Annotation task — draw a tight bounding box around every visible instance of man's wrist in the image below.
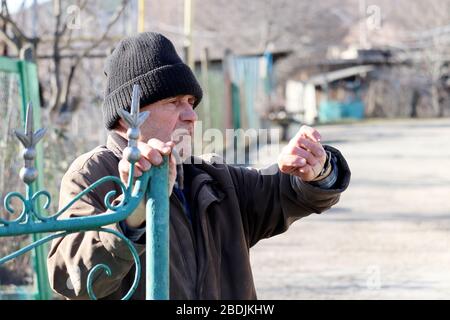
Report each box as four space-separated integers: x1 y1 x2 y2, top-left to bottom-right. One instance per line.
121 195 146 228
310 151 332 182
125 216 146 229
119 220 146 242
308 151 339 189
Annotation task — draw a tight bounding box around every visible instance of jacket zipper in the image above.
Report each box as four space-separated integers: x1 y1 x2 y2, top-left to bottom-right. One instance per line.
192 180 211 299
172 194 197 287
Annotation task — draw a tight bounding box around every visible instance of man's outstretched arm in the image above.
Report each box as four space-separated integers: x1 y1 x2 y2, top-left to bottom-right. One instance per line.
228 126 351 248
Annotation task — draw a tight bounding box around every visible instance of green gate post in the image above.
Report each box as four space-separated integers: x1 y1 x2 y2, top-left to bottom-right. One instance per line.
146 159 169 300
118 84 170 300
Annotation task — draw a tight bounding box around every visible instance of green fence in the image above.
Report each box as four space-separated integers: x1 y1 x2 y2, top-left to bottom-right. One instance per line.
0 56 51 300
0 83 170 300
196 53 273 132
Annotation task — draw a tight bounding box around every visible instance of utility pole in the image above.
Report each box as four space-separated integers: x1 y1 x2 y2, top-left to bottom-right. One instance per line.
200 47 211 129
184 0 194 69
223 49 233 130
138 0 145 32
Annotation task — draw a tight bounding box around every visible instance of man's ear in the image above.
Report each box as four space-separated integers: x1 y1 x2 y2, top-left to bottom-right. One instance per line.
116 118 126 132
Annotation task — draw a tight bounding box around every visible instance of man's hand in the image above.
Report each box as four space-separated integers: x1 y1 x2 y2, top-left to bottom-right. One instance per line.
278 125 327 182
118 138 177 228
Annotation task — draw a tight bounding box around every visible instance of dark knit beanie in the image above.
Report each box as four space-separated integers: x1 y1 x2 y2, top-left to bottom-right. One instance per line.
102 32 203 130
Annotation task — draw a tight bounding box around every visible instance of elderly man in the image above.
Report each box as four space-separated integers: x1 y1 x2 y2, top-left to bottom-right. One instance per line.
47 32 351 300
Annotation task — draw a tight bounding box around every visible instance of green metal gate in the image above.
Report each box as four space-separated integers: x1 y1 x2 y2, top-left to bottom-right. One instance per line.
0 56 51 299
0 78 170 300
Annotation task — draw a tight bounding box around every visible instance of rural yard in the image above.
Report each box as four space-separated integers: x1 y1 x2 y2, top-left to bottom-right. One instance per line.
1 0 450 301
250 118 450 299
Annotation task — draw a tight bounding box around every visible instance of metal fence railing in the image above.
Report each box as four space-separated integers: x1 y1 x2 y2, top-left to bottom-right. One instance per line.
0 79 170 299
0 56 50 299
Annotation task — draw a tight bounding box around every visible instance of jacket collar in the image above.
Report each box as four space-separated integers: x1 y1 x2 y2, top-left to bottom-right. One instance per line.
107 131 128 160
181 159 225 210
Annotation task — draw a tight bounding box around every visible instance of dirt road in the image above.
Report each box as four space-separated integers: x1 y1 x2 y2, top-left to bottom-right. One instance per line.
250 119 450 299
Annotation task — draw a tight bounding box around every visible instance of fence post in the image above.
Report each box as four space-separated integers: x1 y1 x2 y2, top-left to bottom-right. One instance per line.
17 59 52 300
146 159 170 300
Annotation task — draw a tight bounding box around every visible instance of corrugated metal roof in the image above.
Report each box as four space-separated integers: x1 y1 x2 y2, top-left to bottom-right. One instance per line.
308 65 375 85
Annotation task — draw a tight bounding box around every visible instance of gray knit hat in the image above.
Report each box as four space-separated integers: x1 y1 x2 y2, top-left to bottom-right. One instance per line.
102 32 203 130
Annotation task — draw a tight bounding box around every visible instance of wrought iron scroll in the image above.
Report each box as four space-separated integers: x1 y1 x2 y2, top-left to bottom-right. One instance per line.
0 84 165 300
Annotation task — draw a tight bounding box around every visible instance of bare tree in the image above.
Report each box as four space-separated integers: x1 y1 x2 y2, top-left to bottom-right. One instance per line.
0 0 39 57
48 0 129 118
0 0 130 119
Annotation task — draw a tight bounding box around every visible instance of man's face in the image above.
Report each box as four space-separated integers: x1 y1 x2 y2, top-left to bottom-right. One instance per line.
118 94 198 158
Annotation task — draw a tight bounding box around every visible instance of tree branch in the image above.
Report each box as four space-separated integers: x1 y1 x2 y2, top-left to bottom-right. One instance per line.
51 0 130 115
0 0 39 54
0 9 33 44
62 0 130 105
49 0 64 113
0 25 18 53
73 0 129 68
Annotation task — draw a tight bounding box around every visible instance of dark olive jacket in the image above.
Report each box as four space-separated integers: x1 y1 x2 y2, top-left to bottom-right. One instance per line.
47 132 351 300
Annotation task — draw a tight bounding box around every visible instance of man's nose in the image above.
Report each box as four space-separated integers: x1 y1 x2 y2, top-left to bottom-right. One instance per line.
180 104 198 122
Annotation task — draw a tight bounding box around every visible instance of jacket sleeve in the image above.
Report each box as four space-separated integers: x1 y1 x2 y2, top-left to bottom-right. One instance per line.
47 169 145 300
228 145 351 248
